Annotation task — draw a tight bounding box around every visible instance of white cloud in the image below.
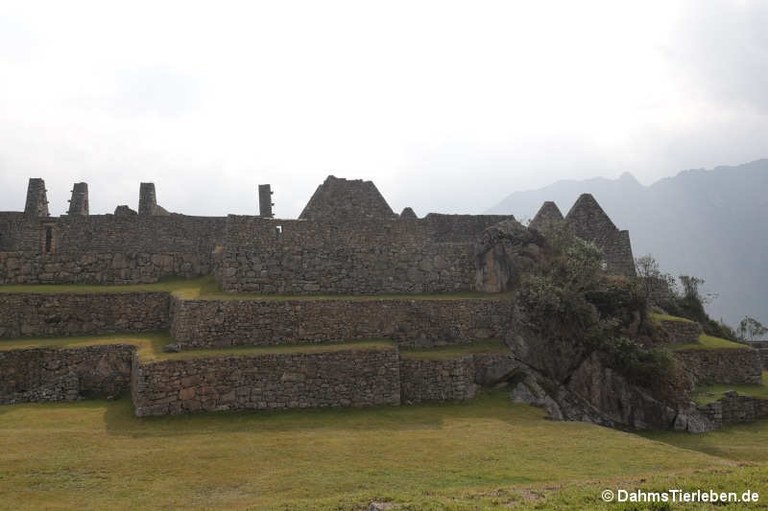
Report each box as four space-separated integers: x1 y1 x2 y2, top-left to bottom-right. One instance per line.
0 1 766 217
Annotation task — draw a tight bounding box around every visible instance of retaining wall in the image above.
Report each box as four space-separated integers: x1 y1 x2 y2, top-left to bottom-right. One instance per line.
170 296 511 348
0 344 134 404
697 391 768 428
131 346 401 417
0 292 170 338
675 348 763 385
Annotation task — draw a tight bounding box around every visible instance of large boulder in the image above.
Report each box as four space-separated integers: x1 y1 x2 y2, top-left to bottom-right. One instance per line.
474 220 547 293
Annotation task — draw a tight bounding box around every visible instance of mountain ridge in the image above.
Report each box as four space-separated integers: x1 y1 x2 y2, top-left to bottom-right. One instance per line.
486 159 768 326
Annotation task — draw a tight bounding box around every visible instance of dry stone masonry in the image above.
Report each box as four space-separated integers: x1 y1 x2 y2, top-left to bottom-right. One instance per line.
1 174 763 427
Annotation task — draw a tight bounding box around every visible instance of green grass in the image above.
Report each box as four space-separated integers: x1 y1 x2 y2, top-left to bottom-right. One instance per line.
2 390 767 510
693 372 768 405
0 276 218 295
401 339 509 360
651 312 695 323
673 333 751 351
0 333 395 362
0 275 512 302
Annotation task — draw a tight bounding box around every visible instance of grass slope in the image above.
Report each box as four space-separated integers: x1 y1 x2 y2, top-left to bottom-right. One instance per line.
0 275 510 302
0 333 395 362
1 392 766 510
673 334 751 352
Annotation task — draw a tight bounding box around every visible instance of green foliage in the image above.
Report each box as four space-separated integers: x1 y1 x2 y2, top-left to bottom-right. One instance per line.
737 316 768 342
594 336 676 389
657 274 738 341
672 334 752 352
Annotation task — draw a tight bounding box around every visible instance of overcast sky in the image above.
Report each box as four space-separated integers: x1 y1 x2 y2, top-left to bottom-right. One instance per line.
1 1 767 218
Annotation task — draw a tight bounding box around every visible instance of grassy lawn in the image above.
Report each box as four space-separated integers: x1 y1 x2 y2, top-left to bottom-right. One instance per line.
0 275 511 302
0 276 216 295
673 333 751 351
400 339 509 360
0 333 395 362
1 391 766 510
693 372 768 405
651 312 695 323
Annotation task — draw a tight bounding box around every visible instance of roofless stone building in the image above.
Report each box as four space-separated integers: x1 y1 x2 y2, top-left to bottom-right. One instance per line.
1 174 759 431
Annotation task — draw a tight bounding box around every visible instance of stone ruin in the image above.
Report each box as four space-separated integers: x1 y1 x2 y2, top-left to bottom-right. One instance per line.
0 174 762 430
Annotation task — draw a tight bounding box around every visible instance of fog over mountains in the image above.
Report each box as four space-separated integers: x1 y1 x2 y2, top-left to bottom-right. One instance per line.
487 159 768 327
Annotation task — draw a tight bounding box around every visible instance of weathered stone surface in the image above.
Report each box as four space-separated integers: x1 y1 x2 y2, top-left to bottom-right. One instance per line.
0 344 134 404
675 348 762 385
299 176 397 222
658 319 702 344
565 194 636 276
695 391 768 430
529 201 563 233
170 296 512 349
114 205 137 216
131 347 402 417
214 214 512 295
474 219 546 293
0 292 170 338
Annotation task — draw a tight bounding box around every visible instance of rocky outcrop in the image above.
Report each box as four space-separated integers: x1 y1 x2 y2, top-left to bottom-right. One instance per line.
474 219 547 293
509 352 682 430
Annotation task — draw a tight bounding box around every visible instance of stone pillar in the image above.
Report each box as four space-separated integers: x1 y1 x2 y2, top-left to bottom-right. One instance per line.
24 178 50 217
67 182 89 216
258 184 274 218
138 183 157 216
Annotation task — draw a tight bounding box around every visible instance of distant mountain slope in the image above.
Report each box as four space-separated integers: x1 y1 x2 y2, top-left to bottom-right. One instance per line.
486 159 768 326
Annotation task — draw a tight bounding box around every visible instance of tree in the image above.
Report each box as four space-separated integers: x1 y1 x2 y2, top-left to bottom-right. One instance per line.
634 254 675 303
737 316 768 342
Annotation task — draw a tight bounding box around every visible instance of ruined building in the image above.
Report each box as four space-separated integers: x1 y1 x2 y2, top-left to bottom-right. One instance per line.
0 175 635 288
4 174 759 431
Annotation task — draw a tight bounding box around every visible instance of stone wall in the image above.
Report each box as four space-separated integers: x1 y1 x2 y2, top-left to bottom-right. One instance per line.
215 214 512 294
131 346 401 417
675 348 763 385
0 344 134 404
659 319 702 344
697 391 768 428
0 251 209 284
170 296 511 349
747 341 768 369
0 215 226 284
565 194 636 277
0 292 170 338
400 356 478 404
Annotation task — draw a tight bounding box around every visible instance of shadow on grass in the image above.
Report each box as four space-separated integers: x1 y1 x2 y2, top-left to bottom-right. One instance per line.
636 418 768 463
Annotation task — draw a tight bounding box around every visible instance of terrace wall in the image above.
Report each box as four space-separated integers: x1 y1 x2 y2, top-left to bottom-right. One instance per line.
131 346 401 416
169 296 511 349
0 292 170 338
0 344 134 404
675 348 763 385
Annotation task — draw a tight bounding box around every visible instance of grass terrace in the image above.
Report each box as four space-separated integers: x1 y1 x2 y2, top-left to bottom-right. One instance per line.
672 333 752 352
693 372 768 405
650 312 696 323
400 339 509 360
0 275 512 302
0 333 395 362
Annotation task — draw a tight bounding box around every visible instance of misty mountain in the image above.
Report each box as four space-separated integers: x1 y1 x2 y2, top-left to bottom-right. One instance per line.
486 159 768 327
